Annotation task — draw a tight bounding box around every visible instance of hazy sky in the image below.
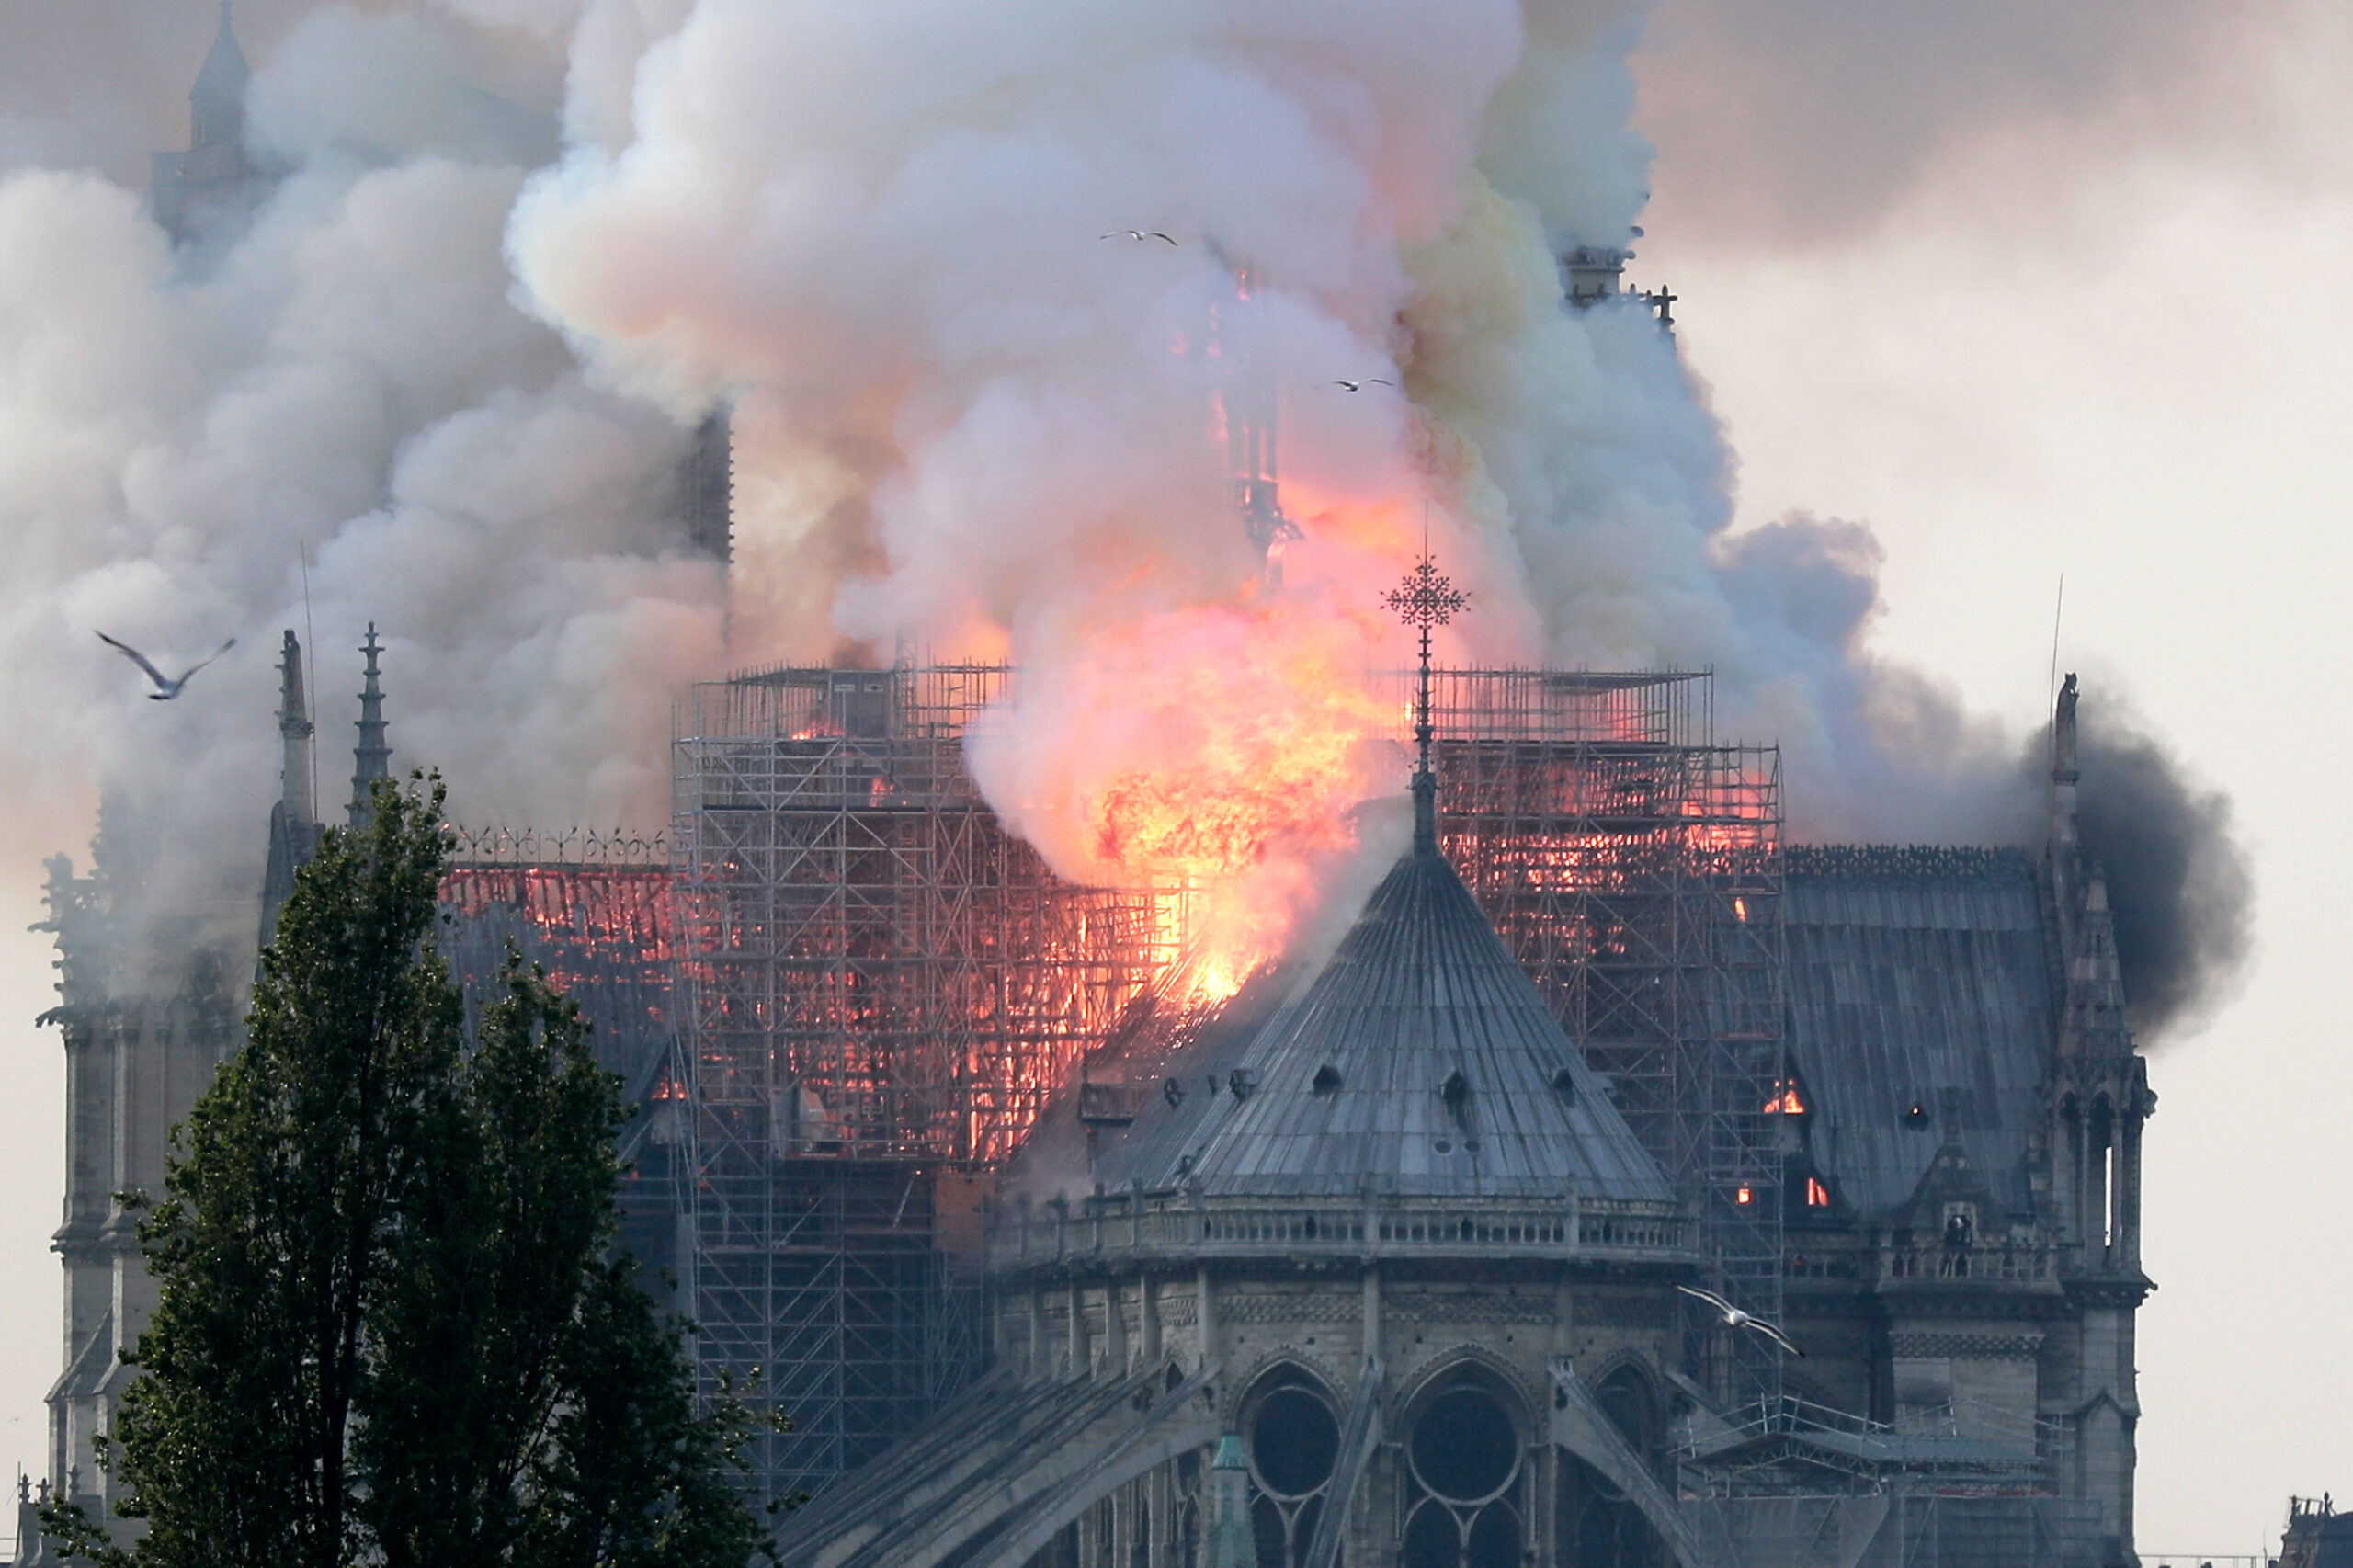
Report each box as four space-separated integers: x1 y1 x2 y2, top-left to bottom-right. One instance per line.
0 0 2343 1554
1634 0 2353 1551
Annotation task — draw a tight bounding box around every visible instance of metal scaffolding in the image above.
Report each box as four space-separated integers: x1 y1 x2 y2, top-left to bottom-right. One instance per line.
438 841 690 1305
1387 667 1789 1406
669 665 1168 1502
665 662 1785 1501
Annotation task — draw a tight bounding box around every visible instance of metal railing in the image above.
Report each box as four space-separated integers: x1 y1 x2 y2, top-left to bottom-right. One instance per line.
1680 1393 2070 1473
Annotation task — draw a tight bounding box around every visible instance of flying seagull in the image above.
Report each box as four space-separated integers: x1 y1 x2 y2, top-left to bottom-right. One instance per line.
1101 229 1177 244
1330 378 1396 392
1676 1284 1805 1358
97 631 235 700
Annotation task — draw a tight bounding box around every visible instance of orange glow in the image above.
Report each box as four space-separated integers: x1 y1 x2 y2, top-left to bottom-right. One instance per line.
975 602 1391 989
1762 1080 1807 1115
1735 1185 1754 1206
1806 1176 1831 1208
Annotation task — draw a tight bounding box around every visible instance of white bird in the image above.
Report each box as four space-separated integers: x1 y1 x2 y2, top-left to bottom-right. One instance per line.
1677 1284 1805 1358
1101 229 1177 245
1330 378 1395 392
97 631 235 700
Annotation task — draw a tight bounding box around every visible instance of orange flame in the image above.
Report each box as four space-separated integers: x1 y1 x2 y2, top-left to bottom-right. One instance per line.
971 600 1393 994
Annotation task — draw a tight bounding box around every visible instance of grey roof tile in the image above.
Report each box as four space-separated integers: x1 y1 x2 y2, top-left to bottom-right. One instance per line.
1097 843 1671 1203
1782 850 2057 1219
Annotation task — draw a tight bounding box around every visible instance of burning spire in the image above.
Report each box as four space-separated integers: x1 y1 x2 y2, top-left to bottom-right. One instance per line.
1383 543 1467 856
348 624 392 829
1211 260 1299 576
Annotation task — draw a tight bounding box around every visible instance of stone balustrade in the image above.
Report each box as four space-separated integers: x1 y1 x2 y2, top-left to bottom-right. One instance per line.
987 1189 1694 1274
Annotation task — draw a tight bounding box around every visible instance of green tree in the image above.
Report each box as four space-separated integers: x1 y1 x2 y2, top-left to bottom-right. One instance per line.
43 774 772 1568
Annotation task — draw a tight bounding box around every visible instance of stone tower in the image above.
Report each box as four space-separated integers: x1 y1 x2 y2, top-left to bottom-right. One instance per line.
259 629 320 943
149 3 268 246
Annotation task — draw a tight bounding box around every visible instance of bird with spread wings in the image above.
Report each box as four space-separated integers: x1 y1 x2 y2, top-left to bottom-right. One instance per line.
97 631 235 700
1677 1284 1805 1358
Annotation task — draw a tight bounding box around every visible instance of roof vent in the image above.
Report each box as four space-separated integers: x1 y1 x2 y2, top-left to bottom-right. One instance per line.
1904 1101 1932 1129
1441 1069 1470 1119
1228 1068 1259 1102
1551 1067 1577 1102
1163 1077 1186 1108
1312 1064 1342 1095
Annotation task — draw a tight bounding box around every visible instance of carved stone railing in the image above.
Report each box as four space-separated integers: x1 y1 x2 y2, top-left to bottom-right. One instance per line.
1785 1239 2055 1286
987 1190 1694 1274
1880 1243 2052 1284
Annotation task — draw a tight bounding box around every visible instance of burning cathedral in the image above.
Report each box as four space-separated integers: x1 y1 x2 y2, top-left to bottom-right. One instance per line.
20 15 2159 1568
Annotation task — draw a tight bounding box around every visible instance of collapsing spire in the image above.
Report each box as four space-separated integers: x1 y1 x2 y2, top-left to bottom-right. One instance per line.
349 624 392 827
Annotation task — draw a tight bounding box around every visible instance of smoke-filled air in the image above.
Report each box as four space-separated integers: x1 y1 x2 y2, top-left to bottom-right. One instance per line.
0 0 2249 1031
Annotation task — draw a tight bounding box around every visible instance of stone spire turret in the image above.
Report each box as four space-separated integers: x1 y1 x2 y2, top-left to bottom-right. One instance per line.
188 1 250 153
348 624 391 828
151 0 266 246
277 629 314 828
259 629 320 944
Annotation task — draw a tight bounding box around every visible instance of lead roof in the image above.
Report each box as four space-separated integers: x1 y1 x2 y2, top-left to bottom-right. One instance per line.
1084 840 1672 1204
1781 847 2057 1219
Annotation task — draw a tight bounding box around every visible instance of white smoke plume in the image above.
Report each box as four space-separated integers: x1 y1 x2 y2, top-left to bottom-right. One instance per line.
499 0 2054 952
0 0 2250 1024
0 5 722 973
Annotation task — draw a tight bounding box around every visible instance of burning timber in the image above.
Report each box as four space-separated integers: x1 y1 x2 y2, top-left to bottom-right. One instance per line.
28 653 2154 1568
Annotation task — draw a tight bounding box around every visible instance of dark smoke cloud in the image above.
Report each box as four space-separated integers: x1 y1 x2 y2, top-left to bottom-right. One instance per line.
1633 0 2279 244
2060 692 2255 1042
1728 511 2255 1039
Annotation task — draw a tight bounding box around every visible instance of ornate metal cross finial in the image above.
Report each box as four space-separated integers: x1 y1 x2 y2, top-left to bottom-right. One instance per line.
1382 555 1467 632
1385 545 1467 855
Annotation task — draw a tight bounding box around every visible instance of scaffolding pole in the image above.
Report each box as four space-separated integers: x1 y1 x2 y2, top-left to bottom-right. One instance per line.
1394 668 1789 1408
671 663 1789 1505
671 666 1167 1503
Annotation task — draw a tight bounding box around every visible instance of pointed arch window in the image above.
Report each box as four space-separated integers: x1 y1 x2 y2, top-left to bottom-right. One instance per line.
1399 1380 1524 1568
1243 1372 1337 1568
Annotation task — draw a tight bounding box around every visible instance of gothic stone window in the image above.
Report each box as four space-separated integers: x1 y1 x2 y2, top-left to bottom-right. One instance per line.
1245 1370 1339 1568
1400 1378 1524 1568
1557 1365 1666 1568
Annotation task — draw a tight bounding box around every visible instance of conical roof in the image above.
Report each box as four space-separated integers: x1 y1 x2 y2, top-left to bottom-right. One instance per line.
192 5 249 107
1105 841 1672 1203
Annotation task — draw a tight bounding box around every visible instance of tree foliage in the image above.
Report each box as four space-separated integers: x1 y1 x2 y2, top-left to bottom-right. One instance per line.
42 775 772 1568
